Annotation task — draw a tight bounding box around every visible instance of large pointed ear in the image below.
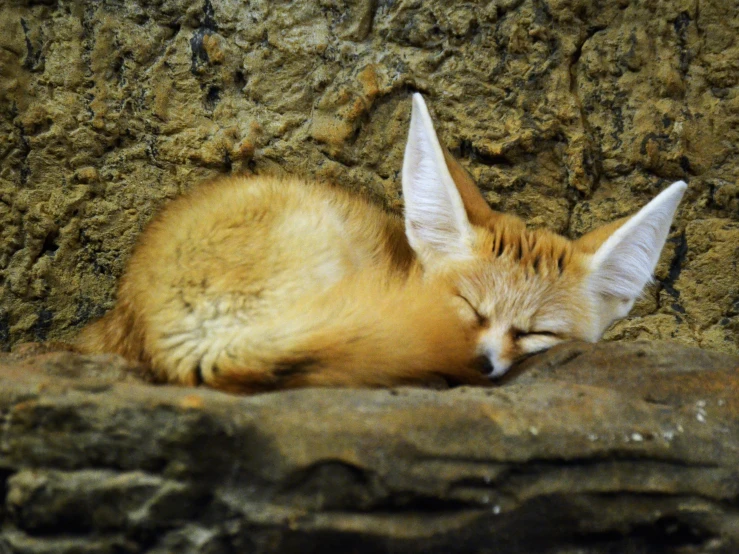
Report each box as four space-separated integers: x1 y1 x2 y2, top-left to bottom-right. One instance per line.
583 180 687 303
402 94 475 261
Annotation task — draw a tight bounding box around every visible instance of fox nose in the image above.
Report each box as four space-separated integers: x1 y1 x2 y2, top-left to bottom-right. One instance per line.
477 351 512 378
477 355 495 376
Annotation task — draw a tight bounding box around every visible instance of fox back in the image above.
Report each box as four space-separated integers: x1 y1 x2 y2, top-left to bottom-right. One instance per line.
77 94 687 392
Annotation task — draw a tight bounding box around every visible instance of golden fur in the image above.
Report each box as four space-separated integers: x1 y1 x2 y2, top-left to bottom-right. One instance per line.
78 176 490 392
77 169 610 393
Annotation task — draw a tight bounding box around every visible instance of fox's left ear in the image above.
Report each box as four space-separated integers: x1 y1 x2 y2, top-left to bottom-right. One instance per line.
402 94 475 262
581 181 688 311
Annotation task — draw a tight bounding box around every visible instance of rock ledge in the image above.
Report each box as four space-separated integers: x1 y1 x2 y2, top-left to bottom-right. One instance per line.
0 341 738 553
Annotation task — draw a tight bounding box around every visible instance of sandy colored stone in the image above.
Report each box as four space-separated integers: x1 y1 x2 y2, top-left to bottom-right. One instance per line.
0 0 737 357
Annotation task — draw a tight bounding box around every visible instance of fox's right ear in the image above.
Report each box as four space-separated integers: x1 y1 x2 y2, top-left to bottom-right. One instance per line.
402 94 474 262
582 180 688 317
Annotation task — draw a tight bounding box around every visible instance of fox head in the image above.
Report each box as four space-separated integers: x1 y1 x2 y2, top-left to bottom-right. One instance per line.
402 94 687 378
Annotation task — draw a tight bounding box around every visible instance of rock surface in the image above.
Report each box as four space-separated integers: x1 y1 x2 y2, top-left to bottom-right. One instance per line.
0 0 738 353
0 341 737 553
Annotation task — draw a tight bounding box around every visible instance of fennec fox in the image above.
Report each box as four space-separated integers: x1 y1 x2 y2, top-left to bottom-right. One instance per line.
78 94 687 393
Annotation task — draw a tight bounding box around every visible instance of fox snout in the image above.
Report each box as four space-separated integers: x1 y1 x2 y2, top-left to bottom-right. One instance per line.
473 325 519 378
476 348 514 379
476 354 510 379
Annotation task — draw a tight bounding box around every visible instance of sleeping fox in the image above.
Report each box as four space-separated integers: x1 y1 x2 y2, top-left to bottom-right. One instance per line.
77 94 687 393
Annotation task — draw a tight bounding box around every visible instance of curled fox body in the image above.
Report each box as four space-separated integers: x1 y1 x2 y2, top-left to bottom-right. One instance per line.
78 95 687 393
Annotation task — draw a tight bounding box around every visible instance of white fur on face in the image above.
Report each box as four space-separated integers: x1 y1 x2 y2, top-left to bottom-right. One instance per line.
460 261 577 378
476 324 509 377
476 325 563 378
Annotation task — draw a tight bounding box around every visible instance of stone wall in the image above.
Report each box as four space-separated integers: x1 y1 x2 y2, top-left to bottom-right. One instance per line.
0 0 737 352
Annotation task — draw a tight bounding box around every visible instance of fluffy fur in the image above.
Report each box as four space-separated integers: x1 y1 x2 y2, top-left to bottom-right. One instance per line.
77 94 687 391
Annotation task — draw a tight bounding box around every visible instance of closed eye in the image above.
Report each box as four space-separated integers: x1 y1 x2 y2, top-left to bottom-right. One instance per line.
511 329 560 340
457 295 489 327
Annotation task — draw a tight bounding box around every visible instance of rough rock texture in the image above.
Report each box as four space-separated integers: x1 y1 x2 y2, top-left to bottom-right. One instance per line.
0 340 737 553
0 0 738 352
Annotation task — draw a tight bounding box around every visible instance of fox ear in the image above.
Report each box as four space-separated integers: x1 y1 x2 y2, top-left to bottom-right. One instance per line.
402 94 474 261
585 181 687 306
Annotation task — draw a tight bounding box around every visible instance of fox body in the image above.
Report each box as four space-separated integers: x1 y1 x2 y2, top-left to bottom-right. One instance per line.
78 95 687 393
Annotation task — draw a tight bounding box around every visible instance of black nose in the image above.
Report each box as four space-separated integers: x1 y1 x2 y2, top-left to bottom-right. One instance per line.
476 355 494 376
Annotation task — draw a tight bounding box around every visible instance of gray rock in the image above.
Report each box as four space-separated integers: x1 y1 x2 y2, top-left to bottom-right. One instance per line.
0 341 737 552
